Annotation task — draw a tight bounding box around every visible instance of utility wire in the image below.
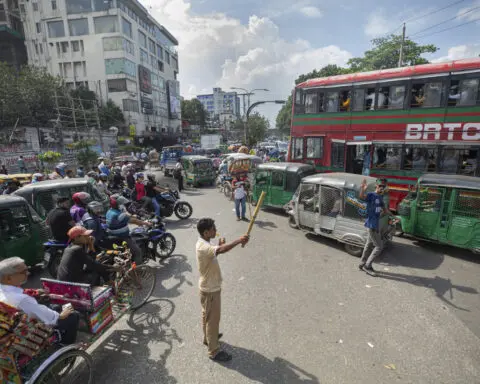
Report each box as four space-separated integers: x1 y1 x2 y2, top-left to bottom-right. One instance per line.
409 5 480 37
414 16 480 39
403 0 467 24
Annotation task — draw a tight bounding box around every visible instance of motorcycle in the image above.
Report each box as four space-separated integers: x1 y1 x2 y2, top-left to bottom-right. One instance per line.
129 218 177 261
43 240 68 278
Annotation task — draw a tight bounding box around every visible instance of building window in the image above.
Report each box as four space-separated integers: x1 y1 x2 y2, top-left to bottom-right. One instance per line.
122 18 132 38
123 39 135 56
157 45 163 59
66 0 92 14
103 36 123 51
72 41 80 52
61 42 69 53
158 61 164 72
48 21 65 38
52 1 57 10
105 58 136 78
149 39 156 54
306 137 324 159
150 55 158 70
165 51 170 65
34 43 39 54
36 22 41 33
138 31 147 48
93 0 111 12
140 49 148 65
172 57 178 71
73 61 86 77
94 16 118 34
33 2 38 11
69 18 89 36
123 99 139 112
20 4 26 14
108 79 128 92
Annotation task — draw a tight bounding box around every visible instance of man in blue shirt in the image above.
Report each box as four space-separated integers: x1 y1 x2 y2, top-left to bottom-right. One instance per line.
358 178 392 276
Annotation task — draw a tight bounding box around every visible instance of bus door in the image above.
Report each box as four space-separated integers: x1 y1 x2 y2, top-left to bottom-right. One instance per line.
345 142 372 175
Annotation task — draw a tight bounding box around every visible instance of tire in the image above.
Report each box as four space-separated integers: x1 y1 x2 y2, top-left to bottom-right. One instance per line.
174 202 193 219
223 183 232 200
288 215 298 229
32 349 93 384
344 243 363 257
48 251 62 278
155 233 176 259
118 265 156 310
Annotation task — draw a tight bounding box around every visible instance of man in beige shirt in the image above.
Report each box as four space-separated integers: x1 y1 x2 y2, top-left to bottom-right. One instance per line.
196 218 249 362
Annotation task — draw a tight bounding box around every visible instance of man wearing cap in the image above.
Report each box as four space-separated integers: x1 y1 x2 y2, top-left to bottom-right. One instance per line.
57 226 114 284
358 178 393 277
46 197 76 243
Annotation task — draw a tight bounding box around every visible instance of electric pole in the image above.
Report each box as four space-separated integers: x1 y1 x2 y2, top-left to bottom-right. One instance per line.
398 22 406 67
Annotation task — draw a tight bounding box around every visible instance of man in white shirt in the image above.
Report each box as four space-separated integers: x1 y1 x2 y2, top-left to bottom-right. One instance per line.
0 257 79 344
232 175 247 221
175 158 184 191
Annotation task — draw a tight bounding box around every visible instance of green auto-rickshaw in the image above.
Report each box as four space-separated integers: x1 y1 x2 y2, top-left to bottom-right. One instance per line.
252 162 316 208
0 195 49 267
182 155 215 187
14 178 109 219
397 174 480 253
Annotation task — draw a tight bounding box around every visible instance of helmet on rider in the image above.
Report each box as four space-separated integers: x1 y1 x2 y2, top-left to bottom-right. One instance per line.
113 166 121 174
134 172 144 181
99 173 108 181
87 171 99 180
72 192 92 206
110 193 130 209
147 174 155 182
32 173 44 182
87 201 104 216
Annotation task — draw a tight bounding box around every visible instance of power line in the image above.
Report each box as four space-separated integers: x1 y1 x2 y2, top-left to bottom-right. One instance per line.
414 16 480 39
409 5 480 37
403 0 467 24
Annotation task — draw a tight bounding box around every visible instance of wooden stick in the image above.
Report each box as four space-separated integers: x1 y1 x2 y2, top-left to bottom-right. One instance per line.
242 190 266 247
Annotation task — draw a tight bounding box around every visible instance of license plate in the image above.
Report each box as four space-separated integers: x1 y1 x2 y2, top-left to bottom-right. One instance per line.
44 253 50 262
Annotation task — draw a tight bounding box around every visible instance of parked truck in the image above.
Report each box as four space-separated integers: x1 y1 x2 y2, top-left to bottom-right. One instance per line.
201 134 222 150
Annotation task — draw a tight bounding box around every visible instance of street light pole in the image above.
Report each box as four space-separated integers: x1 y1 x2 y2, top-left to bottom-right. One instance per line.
244 100 286 146
230 87 269 117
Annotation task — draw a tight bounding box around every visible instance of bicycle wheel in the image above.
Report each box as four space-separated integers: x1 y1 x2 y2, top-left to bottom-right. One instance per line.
117 265 156 310
32 349 93 384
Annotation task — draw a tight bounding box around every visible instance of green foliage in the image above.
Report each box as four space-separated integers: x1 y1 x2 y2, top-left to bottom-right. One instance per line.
275 96 292 137
295 64 349 85
38 151 62 164
117 145 143 154
347 35 438 72
77 147 99 169
70 86 97 106
181 99 207 128
98 99 125 129
247 113 269 146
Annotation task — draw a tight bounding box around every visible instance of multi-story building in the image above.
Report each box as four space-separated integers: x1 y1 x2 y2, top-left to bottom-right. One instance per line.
197 87 240 120
0 0 27 70
20 0 181 137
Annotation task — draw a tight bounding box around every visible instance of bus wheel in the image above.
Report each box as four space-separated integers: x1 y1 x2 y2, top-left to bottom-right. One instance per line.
344 243 362 257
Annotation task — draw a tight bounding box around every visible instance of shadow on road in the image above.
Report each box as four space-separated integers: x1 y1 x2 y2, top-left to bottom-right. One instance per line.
165 217 199 230
221 343 320 384
254 219 278 231
379 271 478 312
89 300 181 383
378 242 445 270
156 254 193 299
410 239 480 264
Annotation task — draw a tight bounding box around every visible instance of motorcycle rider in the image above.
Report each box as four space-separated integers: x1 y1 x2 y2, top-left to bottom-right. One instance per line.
97 173 110 197
106 194 151 264
112 167 125 191
82 201 106 247
145 174 169 218
31 173 45 183
46 197 75 243
70 192 91 224
49 163 66 180
126 167 135 190
133 173 156 216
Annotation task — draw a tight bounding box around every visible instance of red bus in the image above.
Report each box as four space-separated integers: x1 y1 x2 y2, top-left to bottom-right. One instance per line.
288 58 480 211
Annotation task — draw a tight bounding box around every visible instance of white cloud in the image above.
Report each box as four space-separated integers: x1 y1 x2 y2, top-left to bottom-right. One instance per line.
364 11 390 38
457 1 480 22
432 44 480 63
299 6 323 18
141 0 351 122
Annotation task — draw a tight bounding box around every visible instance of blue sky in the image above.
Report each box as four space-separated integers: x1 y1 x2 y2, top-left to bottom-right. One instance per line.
145 0 480 123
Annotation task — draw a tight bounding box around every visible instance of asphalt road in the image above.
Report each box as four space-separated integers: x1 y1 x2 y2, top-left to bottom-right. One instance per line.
28 171 480 383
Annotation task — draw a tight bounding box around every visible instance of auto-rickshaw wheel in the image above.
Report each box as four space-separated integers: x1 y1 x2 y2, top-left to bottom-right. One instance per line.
344 243 363 257
288 215 298 229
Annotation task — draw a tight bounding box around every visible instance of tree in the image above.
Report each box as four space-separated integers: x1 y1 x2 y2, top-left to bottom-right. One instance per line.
98 99 125 129
181 98 207 128
275 95 292 137
347 35 438 72
247 113 269 146
295 64 349 85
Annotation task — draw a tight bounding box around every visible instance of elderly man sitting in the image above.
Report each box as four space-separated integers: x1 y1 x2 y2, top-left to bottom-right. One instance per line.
0 257 79 344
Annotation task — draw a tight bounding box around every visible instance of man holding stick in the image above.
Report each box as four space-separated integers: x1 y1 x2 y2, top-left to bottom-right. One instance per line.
196 218 249 362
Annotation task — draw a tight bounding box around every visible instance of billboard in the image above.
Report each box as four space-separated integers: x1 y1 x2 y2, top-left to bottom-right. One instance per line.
138 65 152 94
167 80 180 119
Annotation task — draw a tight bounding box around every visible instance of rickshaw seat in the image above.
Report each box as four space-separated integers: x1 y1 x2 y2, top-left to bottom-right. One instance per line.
41 279 114 335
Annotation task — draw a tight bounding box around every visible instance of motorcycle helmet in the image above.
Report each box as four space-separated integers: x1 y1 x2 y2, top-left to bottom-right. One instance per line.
147 174 156 182
87 201 104 216
113 166 121 174
72 192 92 206
32 173 44 182
110 193 130 209
99 173 108 181
134 172 144 180
87 171 99 180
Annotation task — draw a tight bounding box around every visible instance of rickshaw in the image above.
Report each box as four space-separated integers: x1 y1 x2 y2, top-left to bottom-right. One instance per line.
220 154 262 200
14 179 109 220
0 195 49 267
0 244 156 383
112 156 144 172
289 173 392 256
182 155 215 187
0 174 32 193
252 163 316 209
396 174 480 254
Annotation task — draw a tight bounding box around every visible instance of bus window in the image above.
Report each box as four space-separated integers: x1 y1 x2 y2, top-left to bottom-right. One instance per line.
411 82 444 108
325 92 339 112
449 78 479 107
364 87 376 110
388 85 406 109
403 145 438 172
306 137 324 159
294 89 305 114
292 137 304 160
373 145 402 170
377 87 389 109
352 89 365 111
305 91 319 114
339 90 351 112
438 147 460 174
459 148 479 176
331 143 345 169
